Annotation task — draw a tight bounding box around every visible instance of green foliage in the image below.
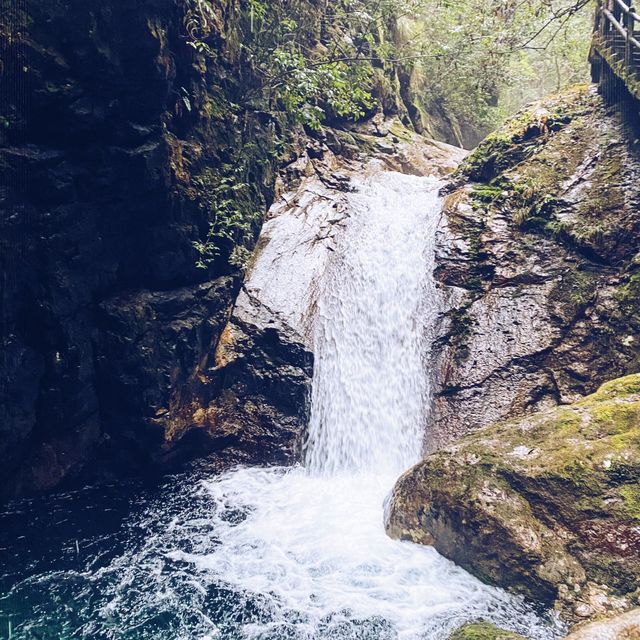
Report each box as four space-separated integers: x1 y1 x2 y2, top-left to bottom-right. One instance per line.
240 0 396 128
181 0 594 140
449 622 526 640
180 0 598 271
270 50 375 129
182 0 216 55
180 0 413 129
191 169 261 271
616 273 640 322
392 0 595 142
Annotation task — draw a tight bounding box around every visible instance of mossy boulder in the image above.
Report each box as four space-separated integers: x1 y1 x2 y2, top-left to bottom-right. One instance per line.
449 622 527 639
455 85 587 183
386 374 640 623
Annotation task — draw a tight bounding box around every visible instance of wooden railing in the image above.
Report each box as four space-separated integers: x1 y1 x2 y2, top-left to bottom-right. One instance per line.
592 0 640 100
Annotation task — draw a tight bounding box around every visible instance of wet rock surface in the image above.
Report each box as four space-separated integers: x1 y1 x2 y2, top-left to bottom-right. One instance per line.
196 286 314 467
0 0 465 498
0 0 318 497
564 608 640 639
387 374 640 624
430 85 640 449
199 129 463 472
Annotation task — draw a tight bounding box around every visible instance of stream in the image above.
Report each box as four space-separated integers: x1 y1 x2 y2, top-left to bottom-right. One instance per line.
0 172 563 640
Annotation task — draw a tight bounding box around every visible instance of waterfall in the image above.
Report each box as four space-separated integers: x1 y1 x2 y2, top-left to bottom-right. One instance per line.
154 169 561 640
306 170 442 476
3 168 563 640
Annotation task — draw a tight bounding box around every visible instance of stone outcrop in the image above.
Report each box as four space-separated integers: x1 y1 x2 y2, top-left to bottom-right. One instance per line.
565 608 640 639
386 374 640 624
429 84 640 450
0 0 468 498
195 121 463 473
0 0 294 498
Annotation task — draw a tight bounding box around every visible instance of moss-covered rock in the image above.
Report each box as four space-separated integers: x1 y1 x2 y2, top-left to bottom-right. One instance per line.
455 85 590 183
449 622 527 640
386 374 640 623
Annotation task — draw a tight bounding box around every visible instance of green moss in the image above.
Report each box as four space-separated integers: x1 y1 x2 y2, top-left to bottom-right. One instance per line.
471 184 504 203
391 373 640 617
553 459 606 494
457 87 589 184
594 374 640 399
551 408 583 432
449 622 526 640
620 484 640 520
590 403 640 435
458 134 517 182
445 305 477 362
546 266 596 313
388 121 414 142
451 84 633 274
616 274 640 327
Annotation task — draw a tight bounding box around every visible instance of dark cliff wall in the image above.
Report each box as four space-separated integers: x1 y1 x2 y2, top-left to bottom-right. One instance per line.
0 0 434 498
0 0 301 498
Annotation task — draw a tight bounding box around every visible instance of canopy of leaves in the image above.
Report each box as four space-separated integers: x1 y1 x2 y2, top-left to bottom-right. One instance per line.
184 0 593 139
184 0 594 267
400 0 595 142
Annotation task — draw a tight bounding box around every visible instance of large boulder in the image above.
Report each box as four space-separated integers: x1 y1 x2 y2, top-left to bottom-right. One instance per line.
386 374 640 623
429 85 640 450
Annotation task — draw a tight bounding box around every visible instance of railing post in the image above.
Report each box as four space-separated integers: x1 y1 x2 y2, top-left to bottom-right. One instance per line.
603 0 611 40
626 0 634 77
595 0 603 37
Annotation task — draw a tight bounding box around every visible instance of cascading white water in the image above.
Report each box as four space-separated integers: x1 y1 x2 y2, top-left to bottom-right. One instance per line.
305 169 441 476
157 168 562 640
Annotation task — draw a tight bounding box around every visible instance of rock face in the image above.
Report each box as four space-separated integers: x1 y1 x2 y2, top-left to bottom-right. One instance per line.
0 0 466 498
1 0 291 498
565 608 640 639
386 374 640 623
429 85 640 450
196 123 463 472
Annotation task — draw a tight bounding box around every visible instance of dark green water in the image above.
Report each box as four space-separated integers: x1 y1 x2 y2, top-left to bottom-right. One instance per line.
0 469 248 640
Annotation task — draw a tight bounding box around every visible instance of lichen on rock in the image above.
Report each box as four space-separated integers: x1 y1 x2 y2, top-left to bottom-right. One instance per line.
448 622 527 640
